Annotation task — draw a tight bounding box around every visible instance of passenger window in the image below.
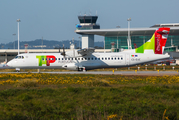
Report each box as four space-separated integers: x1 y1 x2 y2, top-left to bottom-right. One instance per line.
65 58 67 60
118 57 120 60
88 58 90 60
111 58 113 60
91 58 93 60
102 58 103 60
121 58 123 60
85 58 87 60
55 58 57 60
72 58 73 60
22 56 24 59
58 58 60 60
81 58 83 60
75 58 77 60
108 57 110 60
42 58 44 61
62 58 63 60
68 58 70 60
105 58 107 60
98 58 100 60
78 58 80 60
115 58 116 60
95 58 97 60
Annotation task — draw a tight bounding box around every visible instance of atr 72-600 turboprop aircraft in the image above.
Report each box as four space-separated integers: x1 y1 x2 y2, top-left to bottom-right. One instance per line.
7 27 170 71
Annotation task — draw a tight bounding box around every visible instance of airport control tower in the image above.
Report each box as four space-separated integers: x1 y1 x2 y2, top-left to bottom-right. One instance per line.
76 15 100 48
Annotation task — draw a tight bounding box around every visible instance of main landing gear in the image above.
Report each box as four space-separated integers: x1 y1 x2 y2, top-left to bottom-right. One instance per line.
78 67 86 72
16 68 20 72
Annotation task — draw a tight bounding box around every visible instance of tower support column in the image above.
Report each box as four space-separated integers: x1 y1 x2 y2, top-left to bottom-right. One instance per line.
82 34 94 48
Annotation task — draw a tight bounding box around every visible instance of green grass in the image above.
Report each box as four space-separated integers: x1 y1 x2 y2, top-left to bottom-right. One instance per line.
0 74 179 119
0 85 178 119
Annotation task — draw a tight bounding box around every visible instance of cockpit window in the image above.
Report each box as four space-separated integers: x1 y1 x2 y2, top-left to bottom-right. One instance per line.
15 56 24 59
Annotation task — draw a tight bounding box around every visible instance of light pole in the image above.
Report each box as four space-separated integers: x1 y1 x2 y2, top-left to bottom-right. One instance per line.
12 33 16 49
17 19 21 54
104 33 106 53
79 37 81 49
127 18 131 49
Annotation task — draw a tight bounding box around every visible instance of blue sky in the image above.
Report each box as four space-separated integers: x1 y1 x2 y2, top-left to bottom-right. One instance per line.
0 0 178 43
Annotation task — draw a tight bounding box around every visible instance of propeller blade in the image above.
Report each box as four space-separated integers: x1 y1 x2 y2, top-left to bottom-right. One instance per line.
61 44 66 56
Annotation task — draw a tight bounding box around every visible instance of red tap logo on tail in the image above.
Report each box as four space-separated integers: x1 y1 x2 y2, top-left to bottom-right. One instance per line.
154 28 170 54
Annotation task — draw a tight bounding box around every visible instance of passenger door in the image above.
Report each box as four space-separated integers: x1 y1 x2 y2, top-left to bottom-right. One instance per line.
125 54 130 66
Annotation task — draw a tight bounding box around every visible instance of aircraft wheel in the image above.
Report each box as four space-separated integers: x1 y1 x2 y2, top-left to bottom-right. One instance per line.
78 68 83 72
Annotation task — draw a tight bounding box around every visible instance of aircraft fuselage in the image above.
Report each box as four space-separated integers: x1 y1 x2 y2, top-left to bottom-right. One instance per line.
7 52 170 70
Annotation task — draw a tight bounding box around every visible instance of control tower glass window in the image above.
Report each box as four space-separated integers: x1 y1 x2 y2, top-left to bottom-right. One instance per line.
78 16 98 24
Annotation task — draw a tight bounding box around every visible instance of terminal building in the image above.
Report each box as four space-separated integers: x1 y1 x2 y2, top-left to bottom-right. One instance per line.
75 16 179 53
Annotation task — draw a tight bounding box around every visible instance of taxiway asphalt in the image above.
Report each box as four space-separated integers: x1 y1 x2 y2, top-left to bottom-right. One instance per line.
0 71 178 76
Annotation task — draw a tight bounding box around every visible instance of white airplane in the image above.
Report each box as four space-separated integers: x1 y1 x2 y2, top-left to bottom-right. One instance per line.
7 27 170 71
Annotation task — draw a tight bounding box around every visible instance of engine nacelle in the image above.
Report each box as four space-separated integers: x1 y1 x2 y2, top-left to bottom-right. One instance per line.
62 63 78 70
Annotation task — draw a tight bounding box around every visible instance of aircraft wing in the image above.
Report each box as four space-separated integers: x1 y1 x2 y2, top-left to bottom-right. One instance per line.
77 47 95 56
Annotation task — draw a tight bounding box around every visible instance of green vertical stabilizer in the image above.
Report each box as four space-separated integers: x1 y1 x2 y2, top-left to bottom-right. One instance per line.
135 34 155 53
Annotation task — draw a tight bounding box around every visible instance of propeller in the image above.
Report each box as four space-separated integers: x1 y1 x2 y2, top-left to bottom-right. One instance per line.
61 44 66 57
